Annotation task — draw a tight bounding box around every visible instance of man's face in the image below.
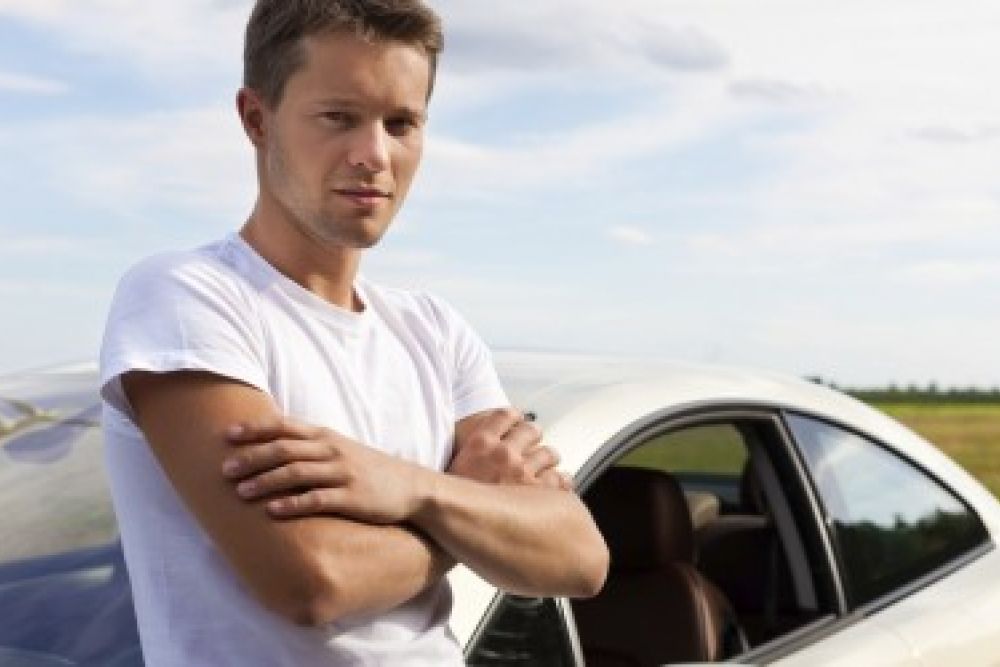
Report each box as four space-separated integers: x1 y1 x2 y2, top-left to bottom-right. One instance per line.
259 32 430 249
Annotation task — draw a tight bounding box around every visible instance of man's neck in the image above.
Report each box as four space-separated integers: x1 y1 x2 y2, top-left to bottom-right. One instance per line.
240 204 363 312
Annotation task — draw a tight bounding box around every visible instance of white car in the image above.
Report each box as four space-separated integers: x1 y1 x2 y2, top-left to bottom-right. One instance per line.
1 352 998 666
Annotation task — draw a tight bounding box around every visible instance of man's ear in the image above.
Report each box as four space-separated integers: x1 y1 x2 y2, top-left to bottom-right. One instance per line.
237 87 267 148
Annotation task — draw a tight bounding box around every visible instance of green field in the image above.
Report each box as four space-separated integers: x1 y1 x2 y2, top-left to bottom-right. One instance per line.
872 403 1000 498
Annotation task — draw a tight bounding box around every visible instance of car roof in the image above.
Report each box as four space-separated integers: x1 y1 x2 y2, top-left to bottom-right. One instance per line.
497 350 896 461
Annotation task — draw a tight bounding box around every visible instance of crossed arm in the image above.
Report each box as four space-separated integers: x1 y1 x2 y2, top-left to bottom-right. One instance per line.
123 371 609 626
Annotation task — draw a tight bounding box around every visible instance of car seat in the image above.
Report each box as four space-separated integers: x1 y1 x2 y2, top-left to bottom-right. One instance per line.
573 466 747 666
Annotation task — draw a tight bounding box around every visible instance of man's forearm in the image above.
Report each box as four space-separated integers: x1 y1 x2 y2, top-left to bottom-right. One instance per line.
291 515 454 622
411 473 608 598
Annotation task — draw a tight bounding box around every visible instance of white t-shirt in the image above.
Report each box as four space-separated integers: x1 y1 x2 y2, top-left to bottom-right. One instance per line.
99 234 508 666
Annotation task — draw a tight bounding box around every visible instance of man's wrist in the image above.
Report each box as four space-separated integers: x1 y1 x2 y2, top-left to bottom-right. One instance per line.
408 464 440 523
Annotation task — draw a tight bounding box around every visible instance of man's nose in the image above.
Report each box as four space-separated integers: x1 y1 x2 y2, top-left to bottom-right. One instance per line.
347 122 390 173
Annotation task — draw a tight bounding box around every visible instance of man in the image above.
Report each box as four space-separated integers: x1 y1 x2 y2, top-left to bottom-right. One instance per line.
99 1 609 665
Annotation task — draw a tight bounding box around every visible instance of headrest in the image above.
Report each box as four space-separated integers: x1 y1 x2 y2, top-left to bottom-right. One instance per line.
684 491 721 531
584 466 694 572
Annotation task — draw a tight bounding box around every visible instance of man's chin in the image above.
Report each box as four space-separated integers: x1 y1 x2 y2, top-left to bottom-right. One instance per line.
304 216 391 250
318 227 388 251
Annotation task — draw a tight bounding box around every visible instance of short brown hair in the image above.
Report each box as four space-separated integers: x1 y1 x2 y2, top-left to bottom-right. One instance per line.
243 0 444 108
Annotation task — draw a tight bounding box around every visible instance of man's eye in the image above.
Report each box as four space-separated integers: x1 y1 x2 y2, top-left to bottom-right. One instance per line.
385 118 419 137
321 111 352 126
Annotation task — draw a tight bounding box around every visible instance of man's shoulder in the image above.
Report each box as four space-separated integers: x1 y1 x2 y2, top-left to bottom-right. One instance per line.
116 237 246 296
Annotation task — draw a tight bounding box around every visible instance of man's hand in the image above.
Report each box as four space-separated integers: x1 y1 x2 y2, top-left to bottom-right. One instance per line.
450 408 571 490
222 416 431 524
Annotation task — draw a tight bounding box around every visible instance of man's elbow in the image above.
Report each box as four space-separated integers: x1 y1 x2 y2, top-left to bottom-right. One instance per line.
254 556 347 627
570 538 610 599
276 587 344 628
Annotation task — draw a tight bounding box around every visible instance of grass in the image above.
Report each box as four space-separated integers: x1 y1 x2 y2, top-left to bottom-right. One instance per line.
871 403 1000 499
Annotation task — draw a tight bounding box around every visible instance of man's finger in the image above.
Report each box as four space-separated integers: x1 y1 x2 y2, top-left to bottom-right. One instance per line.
235 461 347 500
522 445 560 478
536 469 574 492
226 415 321 444
456 407 523 442
267 488 346 518
498 418 543 456
558 472 575 492
222 438 333 479
537 469 567 490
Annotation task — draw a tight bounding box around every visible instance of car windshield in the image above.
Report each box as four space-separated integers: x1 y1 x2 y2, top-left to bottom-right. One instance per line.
0 372 115 563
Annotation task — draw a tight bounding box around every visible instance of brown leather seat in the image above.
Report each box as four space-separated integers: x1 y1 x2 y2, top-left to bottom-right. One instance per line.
573 467 746 666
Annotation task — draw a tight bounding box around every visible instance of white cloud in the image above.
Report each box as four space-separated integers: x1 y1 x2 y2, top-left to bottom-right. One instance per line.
893 260 1000 287
436 1 728 75
754 311 1000 387
0 279 98 298
728 78 835 105
608 225 654 247
0 233 108 259
0 106 256 225
0 71 68 95
0 0 246 84
683 199 1000 267
422 81 738 201
908 125 1000 144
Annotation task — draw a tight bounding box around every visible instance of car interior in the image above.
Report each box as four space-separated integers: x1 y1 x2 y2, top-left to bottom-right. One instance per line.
568 415 837 666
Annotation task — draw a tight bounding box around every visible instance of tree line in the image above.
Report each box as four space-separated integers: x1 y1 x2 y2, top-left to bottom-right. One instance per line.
805 378 1000 404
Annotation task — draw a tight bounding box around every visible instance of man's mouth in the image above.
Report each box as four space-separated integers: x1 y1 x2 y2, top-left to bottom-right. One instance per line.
334 187 391 198
332 187 392 208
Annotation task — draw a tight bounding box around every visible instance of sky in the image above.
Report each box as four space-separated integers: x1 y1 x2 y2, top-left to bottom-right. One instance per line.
0 0 998 387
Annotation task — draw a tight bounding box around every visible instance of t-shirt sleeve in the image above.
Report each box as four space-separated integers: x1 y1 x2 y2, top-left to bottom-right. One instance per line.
99 253 269 422
423 294 509 420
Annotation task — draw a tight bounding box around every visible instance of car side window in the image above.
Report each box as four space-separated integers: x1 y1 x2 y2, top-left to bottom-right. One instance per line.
618 422 748 509
466 595 576 666
619 422 747 475
786 413 990 607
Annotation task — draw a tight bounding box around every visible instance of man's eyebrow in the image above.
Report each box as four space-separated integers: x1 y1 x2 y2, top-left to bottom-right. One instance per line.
315 96 359 106
313 97 427 120
391 105 428 122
